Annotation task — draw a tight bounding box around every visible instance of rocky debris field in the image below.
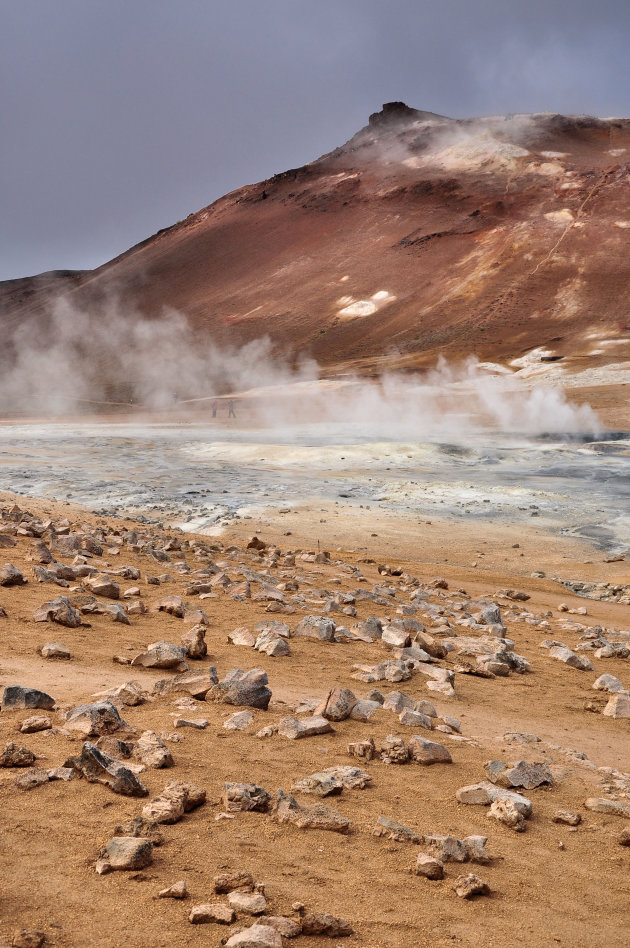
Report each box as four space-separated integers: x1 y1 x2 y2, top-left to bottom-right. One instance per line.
0 498 629 947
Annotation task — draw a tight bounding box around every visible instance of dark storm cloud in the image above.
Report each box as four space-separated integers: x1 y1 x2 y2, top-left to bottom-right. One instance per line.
2 0 629 280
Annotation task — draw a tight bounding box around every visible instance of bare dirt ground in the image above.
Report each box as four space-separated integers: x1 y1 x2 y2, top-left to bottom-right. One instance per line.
0 490 629 948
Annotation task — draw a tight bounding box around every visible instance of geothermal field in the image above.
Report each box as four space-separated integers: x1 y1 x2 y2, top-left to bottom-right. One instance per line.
1 103 630 948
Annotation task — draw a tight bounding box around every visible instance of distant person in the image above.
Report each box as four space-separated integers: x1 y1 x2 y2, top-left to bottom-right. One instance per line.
211 399 218 418
228 399 236 418
172 392 179 405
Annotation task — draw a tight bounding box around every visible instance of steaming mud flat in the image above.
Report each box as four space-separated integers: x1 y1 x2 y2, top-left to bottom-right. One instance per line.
0 420 628 555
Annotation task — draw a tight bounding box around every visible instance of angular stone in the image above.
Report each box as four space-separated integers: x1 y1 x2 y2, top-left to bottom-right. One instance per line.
14 767 50 791
382 690 414 713
585 797 630 818
131 641 189 672
552 809 581 826
33 598 81 627
456 782 532 817
223 782 272 812
190 903 235 924
454 873 490 899
96 837 152 874
150 595 185 617
225 925 283 948
274 789 350 833
408 736 452 765
380 734 409 764
229 627 256 647
487 798 527 831
85 574 120 599
316 687 357 722
181 624 207 659
134 731 173 768
20 715 52 733
382 625 411 648
278 715 333 740
47 766 76 781
2 685 55 711
214 870 254 893
113 816 163 846
414 852 444 879
294 615 336 641
603 693 630 719
207 668 272 710
423 834 468 862
255 631 291 657
224 709 255 731
263 917 302 938
0 741 36 767
65 742 148 796
158 880 188 899
399 709 433 729
321 765 371 789
110 680 146 707
37 641 71 659
0 563 26 586
153 667 218 699
142 779 206 823
348 737 376 760
549 646 593 671
349 699 382 722
485 760 553 789
65 701 129 737
592 674 625 693
292 772 343 797
373 815 419 843
300 914 353 937
228 890 267 915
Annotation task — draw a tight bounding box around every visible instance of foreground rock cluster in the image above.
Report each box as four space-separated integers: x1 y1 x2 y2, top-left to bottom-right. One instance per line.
0 501 629 946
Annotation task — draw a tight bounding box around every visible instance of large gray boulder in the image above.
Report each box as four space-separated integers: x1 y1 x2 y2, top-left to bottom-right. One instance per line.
2 685 55 711
207 669 271 710
65 701 130 737
65 742 148 796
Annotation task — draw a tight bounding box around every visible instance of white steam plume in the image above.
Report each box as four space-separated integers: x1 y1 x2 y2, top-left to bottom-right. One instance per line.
0 300 601 437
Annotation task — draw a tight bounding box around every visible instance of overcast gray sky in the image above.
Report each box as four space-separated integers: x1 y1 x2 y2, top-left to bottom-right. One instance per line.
2 0 630 280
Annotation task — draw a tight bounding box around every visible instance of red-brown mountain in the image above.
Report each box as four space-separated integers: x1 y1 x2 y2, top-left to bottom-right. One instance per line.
3 102 630 378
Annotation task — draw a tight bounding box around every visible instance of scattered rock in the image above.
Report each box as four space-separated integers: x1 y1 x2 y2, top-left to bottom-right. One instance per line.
158 880 188 899
224 710 255 731
552 810 581 826
603 693 630 719
114 816 163 846
592 674 625 693
131 641 189 672
585 798 630 818
0 564 27 586
33 598 81 627
223 782 272 812
181 624 207 659
0 742 36 767
134 730 173 768
224 924 283 948
294 615 336 641
228 890 268 915
373 815 419 843
278 715 333 740
65 701 129 737
214 870 254 893
190 903 235 924
207 668 272 710
2 686 55 711
316 687 357 721
487 798 527 831
413 852 444 879
37 642 71 659
96 837 153 874
549 646 593 671
64 742 148 796
484 760 553 789
292 772 343 797
274 789 350 833
20 715 52 734
454 873 490 899
300 914 353 937
408 735 452 765
14 768 50 791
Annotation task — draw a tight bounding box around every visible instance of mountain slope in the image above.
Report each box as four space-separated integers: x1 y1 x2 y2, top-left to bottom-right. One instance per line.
3 103 630 380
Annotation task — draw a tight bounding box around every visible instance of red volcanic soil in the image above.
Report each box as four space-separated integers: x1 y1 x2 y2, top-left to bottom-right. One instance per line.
3 102 630 385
